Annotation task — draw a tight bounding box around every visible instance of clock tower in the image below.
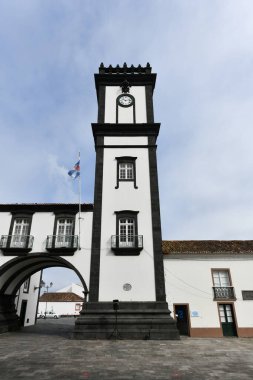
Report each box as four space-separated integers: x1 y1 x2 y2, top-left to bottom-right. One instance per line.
74 63 179 339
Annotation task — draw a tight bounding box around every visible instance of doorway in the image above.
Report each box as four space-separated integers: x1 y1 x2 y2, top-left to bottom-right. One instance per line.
20 300 27 326
174 304 190 336
218 304 237 336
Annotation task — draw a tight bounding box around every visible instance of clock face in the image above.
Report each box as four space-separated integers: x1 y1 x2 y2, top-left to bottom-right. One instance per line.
119 95 133 107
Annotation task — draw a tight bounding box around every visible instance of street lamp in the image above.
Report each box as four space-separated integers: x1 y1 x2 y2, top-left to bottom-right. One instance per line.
44 282 53 293
34 280 53 317
34 279 46 291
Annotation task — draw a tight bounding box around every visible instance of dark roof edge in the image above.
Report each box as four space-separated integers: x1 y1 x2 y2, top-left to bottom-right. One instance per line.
0 203 94 213
98 62 152 74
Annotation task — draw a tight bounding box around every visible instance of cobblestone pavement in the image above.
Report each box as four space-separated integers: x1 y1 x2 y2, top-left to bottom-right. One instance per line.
0 319 253 380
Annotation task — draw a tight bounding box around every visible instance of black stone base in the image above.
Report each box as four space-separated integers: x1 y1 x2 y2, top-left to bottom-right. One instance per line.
73 301 180 340
0 294 20 334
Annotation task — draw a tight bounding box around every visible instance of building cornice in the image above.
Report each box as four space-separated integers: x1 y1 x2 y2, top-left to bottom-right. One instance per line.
0 203 94 213
92 123 160 145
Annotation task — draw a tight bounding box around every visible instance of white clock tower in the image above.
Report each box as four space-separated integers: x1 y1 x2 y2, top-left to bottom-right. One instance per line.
74 63 179 339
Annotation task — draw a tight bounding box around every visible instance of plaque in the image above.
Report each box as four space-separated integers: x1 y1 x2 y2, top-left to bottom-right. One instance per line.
123 283 132 291
242 291 253 300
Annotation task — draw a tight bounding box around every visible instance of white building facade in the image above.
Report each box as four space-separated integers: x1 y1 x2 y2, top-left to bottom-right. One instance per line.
0 204 93 333
0 63 253 339
15 271 41 326
38 283 84 317
163 241 253 338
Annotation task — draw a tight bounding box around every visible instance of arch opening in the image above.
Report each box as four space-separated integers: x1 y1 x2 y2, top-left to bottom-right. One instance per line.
0 254 88 333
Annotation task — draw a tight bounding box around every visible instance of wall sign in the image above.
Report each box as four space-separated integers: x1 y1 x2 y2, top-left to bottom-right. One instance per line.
191 311 199 317
123 283 132 291
242 291 253 300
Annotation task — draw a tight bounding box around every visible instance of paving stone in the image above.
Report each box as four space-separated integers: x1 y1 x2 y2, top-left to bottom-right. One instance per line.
0 319 253 379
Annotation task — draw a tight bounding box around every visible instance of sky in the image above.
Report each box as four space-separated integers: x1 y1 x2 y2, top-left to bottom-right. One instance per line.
1 0 253 290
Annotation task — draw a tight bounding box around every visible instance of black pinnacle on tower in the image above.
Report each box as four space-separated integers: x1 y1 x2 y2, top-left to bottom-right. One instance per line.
73 63 179 339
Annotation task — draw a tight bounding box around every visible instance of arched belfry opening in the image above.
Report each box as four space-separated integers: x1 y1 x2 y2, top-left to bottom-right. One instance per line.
0 254 88 333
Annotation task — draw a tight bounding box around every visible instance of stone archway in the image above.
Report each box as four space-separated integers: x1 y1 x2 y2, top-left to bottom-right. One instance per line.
0 253 88 333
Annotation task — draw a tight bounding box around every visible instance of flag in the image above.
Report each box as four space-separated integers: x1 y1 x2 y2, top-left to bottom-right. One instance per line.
68 160 80 179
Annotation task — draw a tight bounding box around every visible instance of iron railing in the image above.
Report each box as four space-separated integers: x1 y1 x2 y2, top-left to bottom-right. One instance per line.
213 286 235 300
111 235 143 249
46 235 78 250
0 235 34 250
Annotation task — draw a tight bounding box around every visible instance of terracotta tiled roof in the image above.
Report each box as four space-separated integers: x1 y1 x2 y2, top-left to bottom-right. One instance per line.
39 292 84 302
162 240 253 254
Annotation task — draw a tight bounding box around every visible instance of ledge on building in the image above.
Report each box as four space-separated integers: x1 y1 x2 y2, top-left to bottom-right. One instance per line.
0 235 33 256
111 235 143 256
46 235 78 256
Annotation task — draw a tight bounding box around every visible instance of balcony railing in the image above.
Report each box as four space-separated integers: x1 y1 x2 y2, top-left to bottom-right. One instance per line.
46 235 78 253
0 235 34 253
213 286 236 300
111 235 143 255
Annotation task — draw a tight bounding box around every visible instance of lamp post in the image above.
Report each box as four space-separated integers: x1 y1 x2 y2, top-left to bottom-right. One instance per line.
44 282 53 318
34 279 46 292
34 280 53 318
110 299 120 340
82 290 89 311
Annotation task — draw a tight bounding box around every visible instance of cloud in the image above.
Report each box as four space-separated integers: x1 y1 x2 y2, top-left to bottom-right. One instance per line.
1 0 253 286
47 154 78 203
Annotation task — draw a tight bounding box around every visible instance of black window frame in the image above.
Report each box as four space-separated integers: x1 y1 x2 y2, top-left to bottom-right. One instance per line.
0 212 34 254
9 213 33 240
46 213 78 255
115 210 139 237
111 210 143 255
23 277 30 293
53 213 76 237
115 156 138 189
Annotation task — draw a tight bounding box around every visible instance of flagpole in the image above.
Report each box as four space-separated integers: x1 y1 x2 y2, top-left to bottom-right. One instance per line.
78 152 81 250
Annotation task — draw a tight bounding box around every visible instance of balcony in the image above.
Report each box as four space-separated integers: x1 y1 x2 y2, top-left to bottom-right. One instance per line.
213 286 236 300
111 235 143 255
46 235 78 255
0 235 34 255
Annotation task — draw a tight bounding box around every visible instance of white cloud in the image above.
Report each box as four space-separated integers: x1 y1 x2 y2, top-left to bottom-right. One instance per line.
46 154 78 203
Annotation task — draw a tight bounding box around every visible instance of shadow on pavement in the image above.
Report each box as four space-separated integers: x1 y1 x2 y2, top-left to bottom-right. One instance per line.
20 317 76 338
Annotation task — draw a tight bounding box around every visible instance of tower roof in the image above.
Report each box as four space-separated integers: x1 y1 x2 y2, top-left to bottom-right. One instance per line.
94 63 157 99
98 62 152 74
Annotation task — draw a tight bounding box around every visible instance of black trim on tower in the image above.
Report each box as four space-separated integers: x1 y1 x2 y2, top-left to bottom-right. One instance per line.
97 85 106 123
96 145 157 149
89 136 104 301
145 85 154 123
92 123 160 145
148 136 166 302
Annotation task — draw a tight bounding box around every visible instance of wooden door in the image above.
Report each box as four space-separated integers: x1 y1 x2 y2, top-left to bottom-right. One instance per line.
175 305 189 336
219 304 237 336
20 300 27 326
